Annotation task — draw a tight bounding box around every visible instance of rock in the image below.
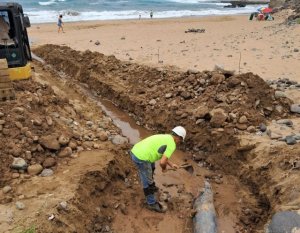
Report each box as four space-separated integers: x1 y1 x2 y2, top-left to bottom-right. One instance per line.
239 115 248 124
268 211 300 233
269 131 282 140
259 123 267 132
58 135 70 145
12 107 24 114
210 74 225 85
290 104 300 113
247 126 256 133
2 186 12 194
46 116 53 126
0 112 4 117
86 121 94 127
165 93 172 98
12 173 20 179
41 169 54 177
39 135 60 150
187 69 198 74
27 164 43 175
181 91 192 100
277 119 293 126
68 141 78 149
112 135 128 145
32 117 42 126
209 108 227 128
15 121 23 129
58 147 72 157
294 48 299 52
286 136 297 145
236 123 248 130
11 158 27 170
275 91 286 99
43 157 56 168
58 201 68 211
97 131 108 141
95 40 100 45
194 105 209 119
149 99 157 105
15 201 25 210
0 120 5 125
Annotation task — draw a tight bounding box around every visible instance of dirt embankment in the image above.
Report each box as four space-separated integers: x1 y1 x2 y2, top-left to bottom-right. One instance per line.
33 44 299 231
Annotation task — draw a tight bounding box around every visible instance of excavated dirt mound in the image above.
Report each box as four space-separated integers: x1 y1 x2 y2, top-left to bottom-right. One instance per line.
34 45 292 172
33 44 298 232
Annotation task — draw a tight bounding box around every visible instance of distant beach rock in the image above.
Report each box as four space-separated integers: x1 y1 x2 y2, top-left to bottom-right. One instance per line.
65 10 80 16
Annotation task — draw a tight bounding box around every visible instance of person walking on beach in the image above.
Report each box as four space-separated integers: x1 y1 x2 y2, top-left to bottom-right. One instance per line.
130 126 186 213
57 14 64 33
150 10 153 19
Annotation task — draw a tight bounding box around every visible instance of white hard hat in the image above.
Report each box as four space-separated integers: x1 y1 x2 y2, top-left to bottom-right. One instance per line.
172 126 186 141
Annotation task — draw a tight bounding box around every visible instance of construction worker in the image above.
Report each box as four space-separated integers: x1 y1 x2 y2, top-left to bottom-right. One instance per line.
130 126 187 213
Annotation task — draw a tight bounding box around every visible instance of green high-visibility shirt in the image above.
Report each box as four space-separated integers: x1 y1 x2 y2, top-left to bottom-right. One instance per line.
131 134 176 163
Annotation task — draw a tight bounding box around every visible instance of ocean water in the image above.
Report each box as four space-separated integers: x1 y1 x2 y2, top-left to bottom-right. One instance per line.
5 0 268 23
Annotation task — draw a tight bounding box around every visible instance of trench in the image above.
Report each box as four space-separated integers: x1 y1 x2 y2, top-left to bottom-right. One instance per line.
78 85 247 233
31 52 267 233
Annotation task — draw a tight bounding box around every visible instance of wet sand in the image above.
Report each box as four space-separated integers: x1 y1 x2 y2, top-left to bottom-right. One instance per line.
29 11 300 81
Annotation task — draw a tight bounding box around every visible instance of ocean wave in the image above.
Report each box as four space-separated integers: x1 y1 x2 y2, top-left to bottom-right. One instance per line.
38 0 57 6
166 0 218 3
38 0 66 6
26 4 267 24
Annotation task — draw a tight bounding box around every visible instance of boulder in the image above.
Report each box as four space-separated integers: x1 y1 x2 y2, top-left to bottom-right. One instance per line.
58 147 72 157
43 157 56 168
290 104 300 113
27 164 43 175
11 158 27 170
194 105 210 119
58 134 70 146
39 135 60 150
209 108 227 128
112 135 128 145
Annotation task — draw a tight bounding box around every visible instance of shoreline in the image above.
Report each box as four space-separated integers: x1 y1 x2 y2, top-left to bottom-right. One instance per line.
29 12 300 82
30 13 251 25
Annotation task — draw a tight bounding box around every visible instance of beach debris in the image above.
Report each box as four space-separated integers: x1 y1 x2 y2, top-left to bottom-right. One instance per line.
185 28 205 33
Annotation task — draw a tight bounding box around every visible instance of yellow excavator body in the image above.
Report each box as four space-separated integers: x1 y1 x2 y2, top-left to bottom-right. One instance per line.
8 63 32 80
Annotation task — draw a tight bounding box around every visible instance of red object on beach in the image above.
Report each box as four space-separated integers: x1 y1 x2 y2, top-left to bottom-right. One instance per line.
262 8 272 13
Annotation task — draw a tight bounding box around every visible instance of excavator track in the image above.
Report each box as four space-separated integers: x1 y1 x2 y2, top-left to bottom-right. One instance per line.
0 59 15 101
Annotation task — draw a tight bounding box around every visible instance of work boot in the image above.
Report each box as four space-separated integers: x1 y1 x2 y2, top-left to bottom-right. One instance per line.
149 183 159 193
146 202 167 213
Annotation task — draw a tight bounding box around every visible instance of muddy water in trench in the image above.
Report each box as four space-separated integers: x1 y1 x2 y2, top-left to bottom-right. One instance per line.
94 99 240 232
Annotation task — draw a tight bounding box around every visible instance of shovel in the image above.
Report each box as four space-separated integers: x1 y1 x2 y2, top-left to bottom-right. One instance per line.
168 163 194 174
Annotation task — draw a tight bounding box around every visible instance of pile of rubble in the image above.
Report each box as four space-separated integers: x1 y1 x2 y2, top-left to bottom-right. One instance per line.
0 79 128 189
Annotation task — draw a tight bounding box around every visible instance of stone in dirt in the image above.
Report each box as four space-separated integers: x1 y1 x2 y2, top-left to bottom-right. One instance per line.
40 168 54 177
285 136 297 145
11 158 27 170
209 108 227 128
58 147 72 157
112 135 128 145
39 135 61 150
2 185 12 194
15 201 25 210
43 157 56 168
27 164 43 175
290 104 300 113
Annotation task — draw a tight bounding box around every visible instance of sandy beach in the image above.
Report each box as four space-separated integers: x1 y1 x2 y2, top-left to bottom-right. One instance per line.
29 11 300 82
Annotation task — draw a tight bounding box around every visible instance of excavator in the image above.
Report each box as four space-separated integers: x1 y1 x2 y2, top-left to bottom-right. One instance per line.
0 2 32 100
